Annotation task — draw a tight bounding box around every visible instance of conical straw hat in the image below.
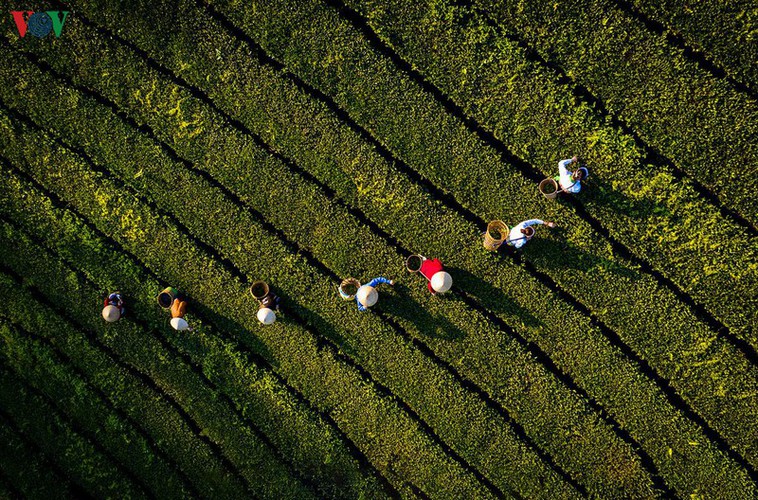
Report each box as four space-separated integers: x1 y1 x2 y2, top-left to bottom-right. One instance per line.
257 307 276 325
430 271 453 293
170 317 189 331
102 305 121 322
356 285 378 307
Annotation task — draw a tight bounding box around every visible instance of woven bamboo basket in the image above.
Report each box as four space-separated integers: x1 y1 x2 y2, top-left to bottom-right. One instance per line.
249 281 270 301
157 287 178 309
539 178 559 199
483 220 508 251
405 254 423 273
338 278 361 300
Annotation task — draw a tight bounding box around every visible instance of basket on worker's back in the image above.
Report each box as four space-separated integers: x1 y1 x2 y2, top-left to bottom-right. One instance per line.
483 220 509 251
157 287 179 309
338 278 361 300
539 178 559 199
249 281 269 301
405 255 423 273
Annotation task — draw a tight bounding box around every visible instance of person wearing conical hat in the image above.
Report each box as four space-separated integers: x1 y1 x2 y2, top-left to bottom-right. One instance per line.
557 156 589 194
170 298 190 331
102 291 125 322
356 277 394 311
257 287 281 325
506 219 557 249
417 256 452 295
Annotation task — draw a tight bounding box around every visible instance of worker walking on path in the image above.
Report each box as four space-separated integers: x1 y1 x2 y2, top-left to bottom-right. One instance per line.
409 255 452 295
557 156 589 194
507 219 557 249
102 291 125 322
356 277 394 312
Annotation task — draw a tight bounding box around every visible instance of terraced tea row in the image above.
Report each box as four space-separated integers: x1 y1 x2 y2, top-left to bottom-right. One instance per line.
25 3 749 476
0 314 197 498
86 0 758 476
0 115 507 497
0 178 582 498
0 223 319 498
473 0 758 226
0 26 756 500
0 364 145 497
0 408 83 498
0 19 672 496
146 0 757 358
322 0 758 455
5 0 758 492
1 0 755 496
0 219 387 499
627 0 758 92
0 218 383 499
0 84 636 494
221 0 757 350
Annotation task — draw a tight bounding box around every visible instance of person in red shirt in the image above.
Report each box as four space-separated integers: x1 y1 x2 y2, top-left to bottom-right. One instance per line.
416 256 453 295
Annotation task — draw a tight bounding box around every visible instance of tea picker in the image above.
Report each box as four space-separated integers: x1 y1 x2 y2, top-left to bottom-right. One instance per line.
102 291 126 323
339 277 394 311
539 156 589 199
157 287 191 331
507 219 557 249
250 281 280 325
170 299 190 331
406 255 452 295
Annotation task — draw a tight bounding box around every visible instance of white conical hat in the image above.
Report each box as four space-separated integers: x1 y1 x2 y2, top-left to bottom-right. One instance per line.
102 305 120 322
257 307 276 325
430 271 452 293
170 317 189 331
356 285 378 308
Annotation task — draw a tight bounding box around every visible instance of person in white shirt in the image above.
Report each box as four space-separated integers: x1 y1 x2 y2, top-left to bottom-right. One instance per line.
507 219 557 249
557 156 588 194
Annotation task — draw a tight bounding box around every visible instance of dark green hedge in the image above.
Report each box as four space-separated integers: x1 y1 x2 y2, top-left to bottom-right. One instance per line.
629 0 758 89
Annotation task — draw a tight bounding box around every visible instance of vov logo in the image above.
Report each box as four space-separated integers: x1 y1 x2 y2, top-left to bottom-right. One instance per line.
11 10 69 38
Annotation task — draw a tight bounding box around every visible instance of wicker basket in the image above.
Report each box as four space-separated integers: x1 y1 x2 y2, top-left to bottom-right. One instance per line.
539 178 559 199
157 287 178 309
405 254 423 273
483 220 509 251
249 281 270 301
338 278 361 300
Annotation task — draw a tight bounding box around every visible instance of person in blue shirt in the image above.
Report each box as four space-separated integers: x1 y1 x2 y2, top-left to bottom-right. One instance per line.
355 277 394 311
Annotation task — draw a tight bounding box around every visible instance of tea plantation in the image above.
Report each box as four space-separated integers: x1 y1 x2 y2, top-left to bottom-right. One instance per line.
1 0 757 498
